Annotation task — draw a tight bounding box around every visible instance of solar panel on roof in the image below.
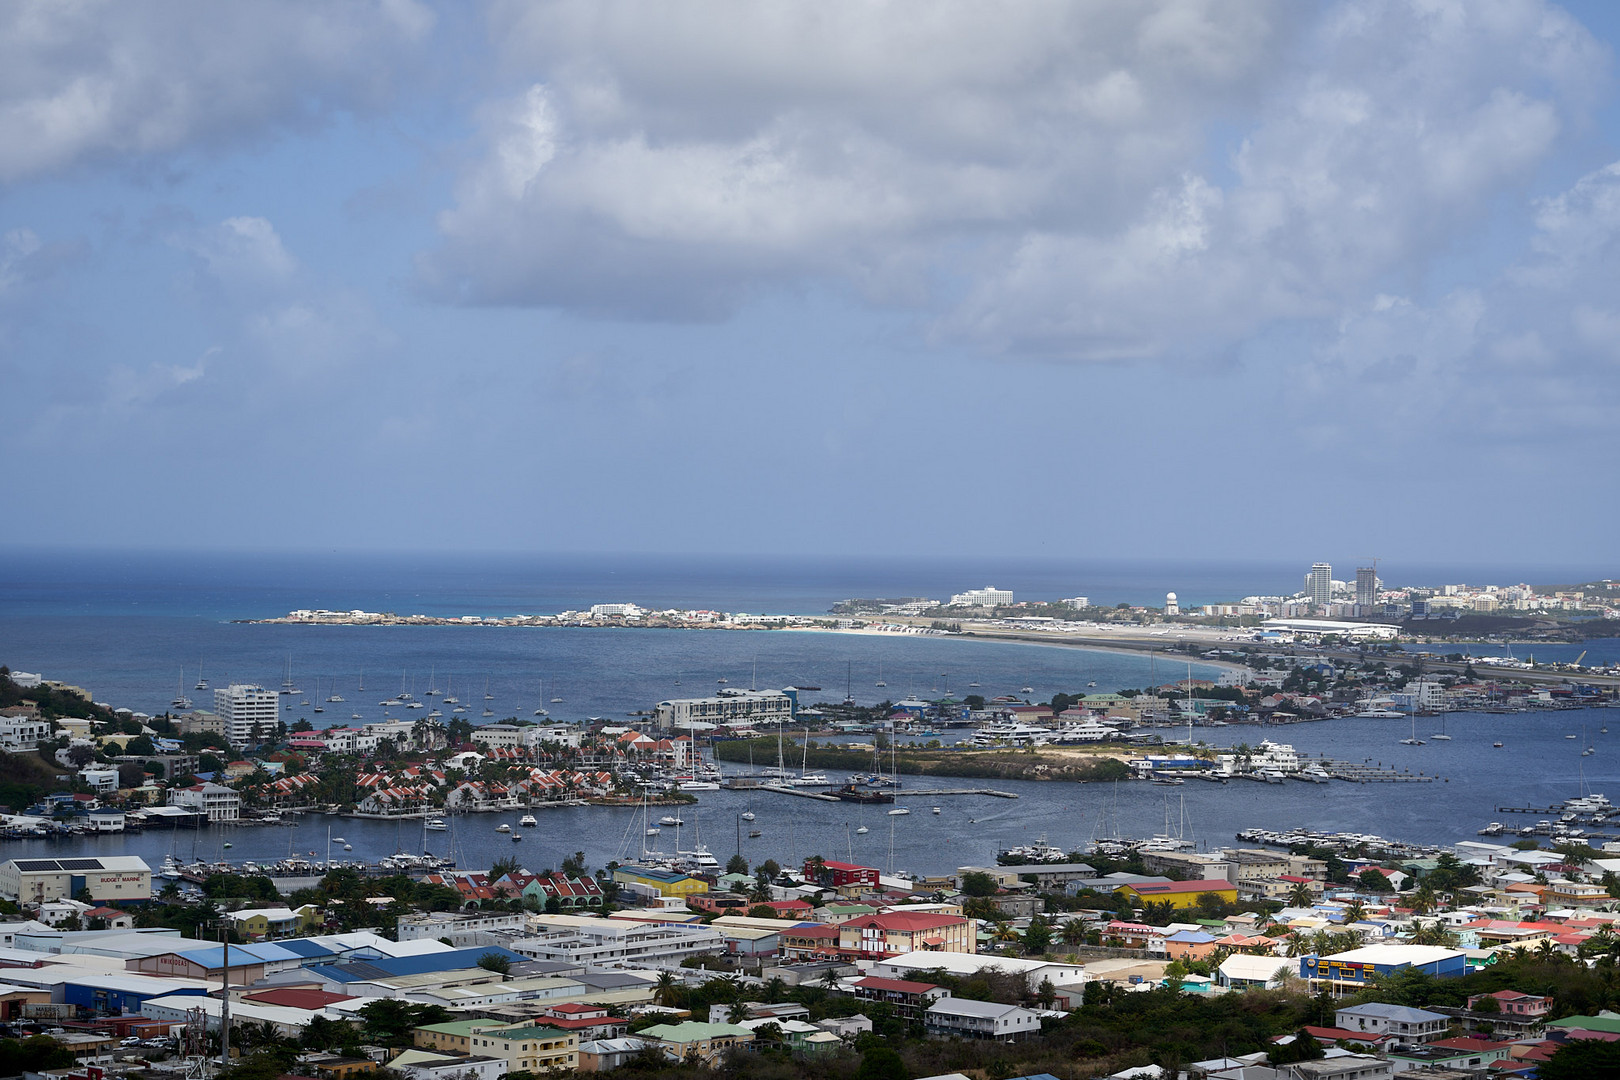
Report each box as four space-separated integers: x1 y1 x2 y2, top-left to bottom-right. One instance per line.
57 859 103 871
13 860 60 872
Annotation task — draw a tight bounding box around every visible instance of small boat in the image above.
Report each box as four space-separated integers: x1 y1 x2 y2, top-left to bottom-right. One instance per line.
483 708 494 717
717 677 728 684
748 829 762 838
496 823 511 833
1493 741 1504 748
1087 681 1097 687
223 842 232 849
1021 686 1034 694
1399 738 1425 746
519 814 537 827
1567 734 1579 740
931 806 941 814
659 815 683 827
343 844 352 851
740 811 756 822
887 807 910 816
646 827 661 836
511 833 523 842
855 825 869 834
425 819 447 831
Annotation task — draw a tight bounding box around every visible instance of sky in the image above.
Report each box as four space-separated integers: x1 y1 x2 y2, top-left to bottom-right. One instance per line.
4 0 1620 569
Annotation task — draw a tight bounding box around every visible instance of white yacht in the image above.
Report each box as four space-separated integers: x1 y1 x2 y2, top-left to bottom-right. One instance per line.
887 807 910 816
519 814 537 827
496 823 511 833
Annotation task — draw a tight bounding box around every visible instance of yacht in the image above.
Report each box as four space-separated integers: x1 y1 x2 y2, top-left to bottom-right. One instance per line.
659 815 684 827
646 826 661 836
425 819 447 831
931 806 941 814
496 823 511 833
679 781 720 792
855 825 869 834
740 811 756 822
519 814 537 827
1020 685 1035 694
887 807 910 816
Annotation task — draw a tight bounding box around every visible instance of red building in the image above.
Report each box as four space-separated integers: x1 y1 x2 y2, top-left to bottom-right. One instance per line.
805 859 880 889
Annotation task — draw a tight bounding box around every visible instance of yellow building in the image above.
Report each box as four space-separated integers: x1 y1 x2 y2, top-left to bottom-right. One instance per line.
466 1025 578 1072
637 1022 753 1065
611 864 709 899
1116 878 1238 910
413 1019 511 1053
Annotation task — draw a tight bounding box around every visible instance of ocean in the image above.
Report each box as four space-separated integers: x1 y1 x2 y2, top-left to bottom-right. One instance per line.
1 549 1616 876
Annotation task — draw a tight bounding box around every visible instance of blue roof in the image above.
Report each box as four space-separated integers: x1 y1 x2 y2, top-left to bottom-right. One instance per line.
274 939 340 960
1337 1002 1447 1022
309 946 528 983
1165 931 1217 944
175 942 301 968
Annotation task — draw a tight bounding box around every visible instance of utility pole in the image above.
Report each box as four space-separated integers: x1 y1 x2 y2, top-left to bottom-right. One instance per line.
218 926 231 1068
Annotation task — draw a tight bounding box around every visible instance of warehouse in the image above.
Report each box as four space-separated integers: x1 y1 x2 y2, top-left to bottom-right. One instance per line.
0 857 152 903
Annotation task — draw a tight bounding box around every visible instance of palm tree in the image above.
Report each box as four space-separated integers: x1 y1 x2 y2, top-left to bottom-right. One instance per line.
1342 898 1367 925
1060 919 1088 946
654 971 679 1007
1286 882 1313 907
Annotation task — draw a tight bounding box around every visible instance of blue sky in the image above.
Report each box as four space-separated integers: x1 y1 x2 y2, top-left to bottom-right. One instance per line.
4 0 1620 568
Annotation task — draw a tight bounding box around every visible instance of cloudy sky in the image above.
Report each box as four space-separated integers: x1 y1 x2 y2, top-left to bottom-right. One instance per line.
5 0 1620 567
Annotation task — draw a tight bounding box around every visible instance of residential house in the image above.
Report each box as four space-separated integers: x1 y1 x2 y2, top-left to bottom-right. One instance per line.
922 999 1041 1042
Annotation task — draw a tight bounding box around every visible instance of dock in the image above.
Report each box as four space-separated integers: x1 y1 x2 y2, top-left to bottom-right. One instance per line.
892 788 1019 799
1304 753 1439 783
757 784 842 802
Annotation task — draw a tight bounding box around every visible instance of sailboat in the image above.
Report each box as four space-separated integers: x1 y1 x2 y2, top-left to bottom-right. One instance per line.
194 662 208 691
1430 704 1451 741
312 677 324 713
444 676 458 705
327 677 345 703
425 666 440 696
875 662 886 689
534 678 549 716
171 670 192 711
1399 704 1425 746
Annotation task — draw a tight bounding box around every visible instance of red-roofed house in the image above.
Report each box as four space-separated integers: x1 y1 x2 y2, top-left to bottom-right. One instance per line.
851 976 949 1019
1468 990 1550 1017
805 860 880 889
530 1002 627 1038
837 911 975 958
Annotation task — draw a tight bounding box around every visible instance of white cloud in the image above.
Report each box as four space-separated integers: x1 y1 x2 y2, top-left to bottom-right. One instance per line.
0 0 434 182
421 0 1603 363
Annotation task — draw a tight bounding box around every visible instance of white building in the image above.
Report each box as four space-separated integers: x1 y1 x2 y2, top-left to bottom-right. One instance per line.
471 724 540 750
78 768 119 794
923 999 1041 1041
397 910 528 945
0 715 54 752
0 856 152 903
949 586 1013 607
213 684 279 747
510 914 725 968
1308 563 1332 607
653 689 792 731
168 782 241 823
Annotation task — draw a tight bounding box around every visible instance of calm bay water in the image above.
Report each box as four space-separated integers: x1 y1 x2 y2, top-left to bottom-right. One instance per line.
1 550 1616 876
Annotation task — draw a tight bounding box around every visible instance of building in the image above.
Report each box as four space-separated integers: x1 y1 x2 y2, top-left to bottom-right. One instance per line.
636 1021 753 1066
510 914 725 968
387 1051 508 1080
167 782 241 823
1164 592 1179 616
1334 1002 1449 1045
1356 567 1377 610
653 689 793 731
948 586 1013 607
213 684 279 747
464 1024 578 1073
850 976 949 1020
0 856 152 903
923 999 1040 1042
1301 945 1466 996
611 865 709 899
1114 879 1238 910
397 911 528 945
1308 563 1332 608
836 911 975 958
0 714 53 752
804 859 880 889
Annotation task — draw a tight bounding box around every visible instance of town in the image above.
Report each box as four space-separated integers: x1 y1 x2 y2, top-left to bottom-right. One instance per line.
1 665 1619 1078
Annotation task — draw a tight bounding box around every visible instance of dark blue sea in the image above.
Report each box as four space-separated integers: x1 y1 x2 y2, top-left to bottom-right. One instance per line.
1 549 1616 876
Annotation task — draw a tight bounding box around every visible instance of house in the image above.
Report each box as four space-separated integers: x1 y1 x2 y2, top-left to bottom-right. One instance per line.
1466 989 1548 1017
836 911 976 958
226 906 320 940
922 999 1041 1042
576 1037 653 1071
167 782 241 823
611 865 709 900
849 976 949 1020
1333 1002 1449 1045
636 1021 753 1065
1215 954 1292 990
804 860 880 889
463 1024 579 1073
386 1050 507 1080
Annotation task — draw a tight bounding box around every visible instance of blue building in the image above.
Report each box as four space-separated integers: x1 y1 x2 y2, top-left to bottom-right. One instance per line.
1302 944 1466 996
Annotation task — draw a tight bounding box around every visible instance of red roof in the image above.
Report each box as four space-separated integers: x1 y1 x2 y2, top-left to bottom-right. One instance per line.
1299 1025 1387 1044
244 988 356 1009
843 911 965 932
1124 879 1235 896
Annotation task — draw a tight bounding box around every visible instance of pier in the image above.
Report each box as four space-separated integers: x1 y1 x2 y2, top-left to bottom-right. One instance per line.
891 788 1019 799
1305 753 1439 783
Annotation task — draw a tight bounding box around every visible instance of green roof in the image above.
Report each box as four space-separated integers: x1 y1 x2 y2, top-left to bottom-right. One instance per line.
479 1026 570 1041
417 1020 499 1036
1549 1014 1620 1034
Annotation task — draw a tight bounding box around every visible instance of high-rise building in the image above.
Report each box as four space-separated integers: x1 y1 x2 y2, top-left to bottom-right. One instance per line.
948 586 1013 607
213 683 278 747
1309 562 1332 608
1356 567 1377 610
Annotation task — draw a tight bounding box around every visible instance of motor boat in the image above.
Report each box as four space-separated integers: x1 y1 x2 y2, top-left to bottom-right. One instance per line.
425 819 447 831
496 823 511 833
887 807 910 816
